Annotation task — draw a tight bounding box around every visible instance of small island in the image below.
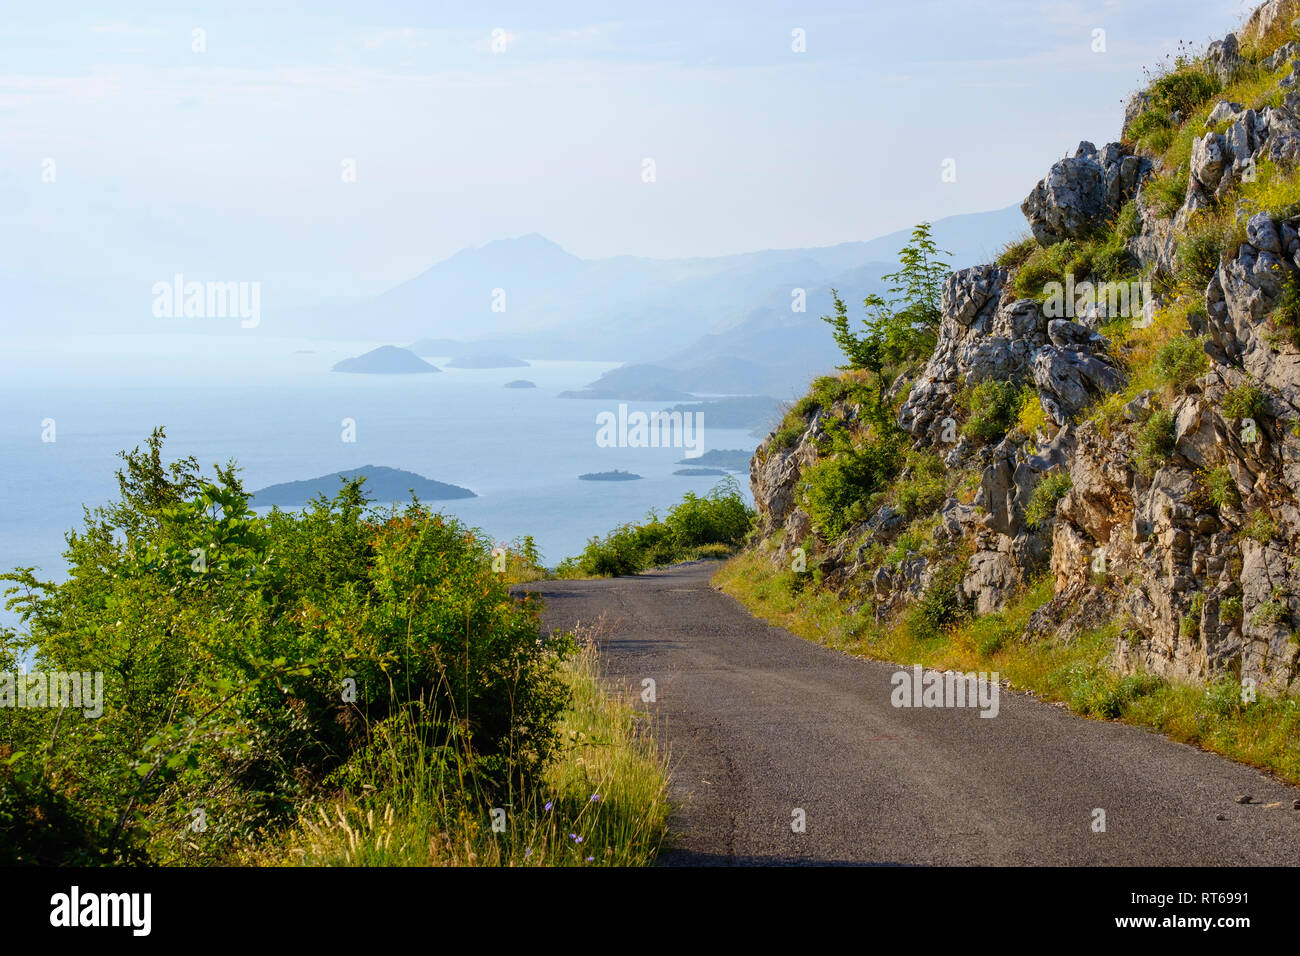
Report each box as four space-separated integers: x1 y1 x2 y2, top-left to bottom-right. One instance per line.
675 449 752 471
445 354 529 369
673 467 728 476
578 470 643 482
504 379 537 389
252 466 475 507
332 346 440 374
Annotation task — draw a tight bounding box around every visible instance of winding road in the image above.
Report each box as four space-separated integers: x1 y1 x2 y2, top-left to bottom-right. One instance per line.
523 560 1300 866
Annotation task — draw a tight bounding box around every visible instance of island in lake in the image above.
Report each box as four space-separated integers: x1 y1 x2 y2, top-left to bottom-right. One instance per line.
675 449 752 471
673 467 728 476
578 469 643 481
504 379 537 388
332 346 440 374
445 354 529 368
251 466 475 507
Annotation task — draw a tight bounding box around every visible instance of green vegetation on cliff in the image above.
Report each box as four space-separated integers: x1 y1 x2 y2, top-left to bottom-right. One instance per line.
0 430 667 865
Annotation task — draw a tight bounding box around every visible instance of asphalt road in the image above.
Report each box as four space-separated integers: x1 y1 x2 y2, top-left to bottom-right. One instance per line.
522 561 1300 865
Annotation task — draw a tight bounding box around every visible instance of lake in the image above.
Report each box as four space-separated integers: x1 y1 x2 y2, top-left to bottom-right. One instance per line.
0 333 760 635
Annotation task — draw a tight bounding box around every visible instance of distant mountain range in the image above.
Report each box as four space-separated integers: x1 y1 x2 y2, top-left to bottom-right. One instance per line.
27 203 1027 404
320 205 1025 400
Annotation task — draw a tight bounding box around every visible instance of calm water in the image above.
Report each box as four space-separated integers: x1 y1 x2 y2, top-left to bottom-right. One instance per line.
0 334 758 635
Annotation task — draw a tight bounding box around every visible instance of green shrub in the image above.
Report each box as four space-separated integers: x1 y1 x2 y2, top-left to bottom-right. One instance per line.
961 379 1022 444
893 453 946 519
1128 110 1174 154
884 526 930 568
1024 470 1072 529
1203 465 1241 508
822 223 949 378
1135 409 1177 476
906 560 969 640
1271 271 1300 348
1148 63 1220 116
1152 334 1209 389
1201 677 1245 717
1251 598 1290 628
803 435 904 540
0 430 572 864
1242 508 1279 543
1180 593 1206 639
571 480 755 575
1221 595 1244 623
1175 218 1227 287
664 480 754 549
1221 383 1267 421
1065 666 1164 719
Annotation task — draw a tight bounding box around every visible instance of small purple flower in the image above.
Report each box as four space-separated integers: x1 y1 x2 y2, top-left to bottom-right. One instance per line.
524 847 533 858
589 793 601 802
543 801 553 812
586 856 594 862
570 833 583 843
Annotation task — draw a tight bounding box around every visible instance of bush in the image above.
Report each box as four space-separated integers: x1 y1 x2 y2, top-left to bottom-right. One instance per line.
1128 110 1174 154
1012 235 1134 302
802 430 905 540
1271 271 1300 348
1221 383 1267 422
1152 334 1209 390
1135 409 1177 477
1024 470 1072 529
664 480 754 549
906 560 969 640
1016 385 1049 435
1242 508 1279 543
893 453 946 519
1148 63 1220 116
1180 593 1206 639
0 431 572 864
1175 216 1228 288
569 480 755 576
1203 465 1241 508
961 379 1022 444
1221 595 1244 624
1251 597 1290 628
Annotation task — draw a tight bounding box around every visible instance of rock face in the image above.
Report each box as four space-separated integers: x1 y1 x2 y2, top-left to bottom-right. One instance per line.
1021 142 1151 246
749 5 1300 697
1179 69 1300 225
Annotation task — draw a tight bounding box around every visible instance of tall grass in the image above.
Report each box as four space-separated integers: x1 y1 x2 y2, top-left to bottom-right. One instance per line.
252 634 670 866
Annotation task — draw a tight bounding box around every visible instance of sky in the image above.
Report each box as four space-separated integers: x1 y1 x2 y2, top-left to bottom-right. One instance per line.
0 0 1265 304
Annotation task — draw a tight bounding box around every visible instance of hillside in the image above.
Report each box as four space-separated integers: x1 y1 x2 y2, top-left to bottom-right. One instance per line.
251 466 474 506
745 0 1300 705
331 345 439 374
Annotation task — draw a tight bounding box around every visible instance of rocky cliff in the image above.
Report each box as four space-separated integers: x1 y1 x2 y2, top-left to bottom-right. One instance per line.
751 0 1300 696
